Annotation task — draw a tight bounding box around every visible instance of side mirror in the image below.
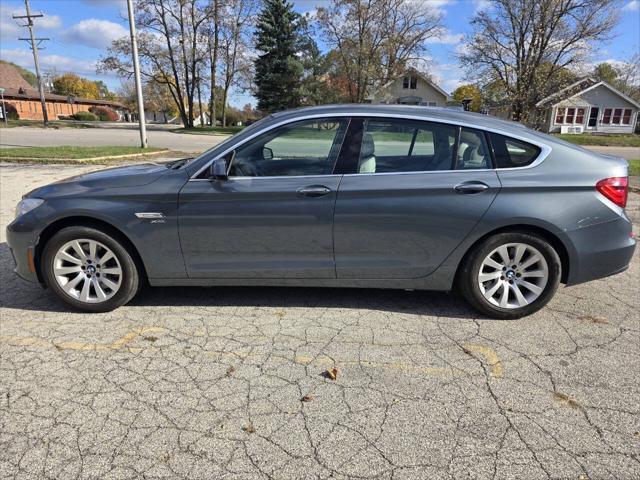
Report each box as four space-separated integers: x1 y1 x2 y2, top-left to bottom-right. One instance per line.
210 157 228 181
263 147 273 161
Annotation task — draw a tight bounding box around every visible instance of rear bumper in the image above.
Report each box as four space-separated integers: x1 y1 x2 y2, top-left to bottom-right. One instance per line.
6 220 40 283
565 216 636 286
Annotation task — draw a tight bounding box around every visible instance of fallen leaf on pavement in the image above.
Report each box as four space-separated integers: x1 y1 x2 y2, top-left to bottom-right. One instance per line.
242 424 255 434
323 367 338 380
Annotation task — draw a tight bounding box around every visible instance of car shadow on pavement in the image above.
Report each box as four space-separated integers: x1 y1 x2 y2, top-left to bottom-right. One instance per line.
0 243 477 319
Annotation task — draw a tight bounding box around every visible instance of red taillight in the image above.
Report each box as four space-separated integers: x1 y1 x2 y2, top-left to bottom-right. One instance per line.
596 177 628 208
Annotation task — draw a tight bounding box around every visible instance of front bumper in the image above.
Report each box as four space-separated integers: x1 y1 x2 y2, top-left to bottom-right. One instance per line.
6 219 41 283
565 216 636 286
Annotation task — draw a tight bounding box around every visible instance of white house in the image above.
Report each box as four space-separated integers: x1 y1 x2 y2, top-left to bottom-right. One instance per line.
368 68 449 106
536 78 640 134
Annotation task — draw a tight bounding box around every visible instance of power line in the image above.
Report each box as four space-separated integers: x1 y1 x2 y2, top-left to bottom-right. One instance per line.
13 0 50 124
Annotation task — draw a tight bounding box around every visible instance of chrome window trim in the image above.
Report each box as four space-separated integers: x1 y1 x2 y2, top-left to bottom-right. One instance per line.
189 112 552 180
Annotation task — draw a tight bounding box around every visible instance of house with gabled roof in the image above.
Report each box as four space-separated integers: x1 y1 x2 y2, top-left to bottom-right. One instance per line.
367 67 450 107
535 77 639 134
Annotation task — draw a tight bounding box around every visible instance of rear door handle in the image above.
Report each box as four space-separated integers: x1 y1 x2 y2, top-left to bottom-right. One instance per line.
454 182 490 194
297 185 332 198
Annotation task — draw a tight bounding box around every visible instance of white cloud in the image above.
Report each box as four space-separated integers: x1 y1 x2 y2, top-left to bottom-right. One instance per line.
425 0 454 16
425 29 464 45
473 0 493 12
623 0 639 10
0 48 99 76
0 4 62 40
455 43 472 57
61 19 128 49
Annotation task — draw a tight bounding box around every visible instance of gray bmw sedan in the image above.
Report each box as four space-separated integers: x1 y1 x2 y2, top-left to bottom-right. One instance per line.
6 105 635 318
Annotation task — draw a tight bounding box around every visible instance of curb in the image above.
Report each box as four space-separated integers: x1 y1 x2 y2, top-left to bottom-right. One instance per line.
0 149 169 164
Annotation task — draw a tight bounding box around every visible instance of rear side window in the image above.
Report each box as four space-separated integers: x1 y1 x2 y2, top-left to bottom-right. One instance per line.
456 128 491 170
488 133 541 168
357 118 457 173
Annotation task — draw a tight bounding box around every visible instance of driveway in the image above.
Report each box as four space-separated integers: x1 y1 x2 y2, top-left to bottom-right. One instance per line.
1 164 639 480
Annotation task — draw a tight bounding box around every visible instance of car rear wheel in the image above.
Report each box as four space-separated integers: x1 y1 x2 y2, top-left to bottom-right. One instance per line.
42 226 140 312
458 232 561 319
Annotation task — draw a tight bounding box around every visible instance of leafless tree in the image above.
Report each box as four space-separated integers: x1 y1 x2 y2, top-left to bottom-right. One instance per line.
218 0 256 126
204 0 222 126
316 0 442 103
100 0 209 127
459 0 620 122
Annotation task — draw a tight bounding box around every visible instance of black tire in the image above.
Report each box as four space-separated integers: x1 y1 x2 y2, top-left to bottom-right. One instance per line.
42 226 140 312
458 232 561 319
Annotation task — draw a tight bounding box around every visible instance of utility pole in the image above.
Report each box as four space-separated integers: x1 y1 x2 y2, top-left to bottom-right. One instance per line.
13 0 49 125
126 0 147 148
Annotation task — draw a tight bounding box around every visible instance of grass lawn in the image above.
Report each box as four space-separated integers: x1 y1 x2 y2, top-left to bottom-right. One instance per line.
628 159 640 176
554 133 640 147
0 119 101 129
174 125 245 135
0 146 166 162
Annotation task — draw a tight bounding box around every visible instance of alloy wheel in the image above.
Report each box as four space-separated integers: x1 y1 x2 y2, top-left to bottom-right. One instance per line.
477 242 549 309
53 238 123 303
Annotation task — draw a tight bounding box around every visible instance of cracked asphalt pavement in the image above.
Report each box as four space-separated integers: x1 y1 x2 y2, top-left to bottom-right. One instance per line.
1 164 639 480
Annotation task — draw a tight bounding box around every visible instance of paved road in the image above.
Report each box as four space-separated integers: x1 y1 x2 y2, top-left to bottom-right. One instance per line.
585 146 640 160
0 126 227 154
1 164 639 479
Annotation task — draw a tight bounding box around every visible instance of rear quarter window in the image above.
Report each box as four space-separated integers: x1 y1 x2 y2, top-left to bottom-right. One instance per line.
488 132 541 168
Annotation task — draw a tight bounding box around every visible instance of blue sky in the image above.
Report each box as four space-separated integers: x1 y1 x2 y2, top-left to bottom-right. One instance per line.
1 0 638 107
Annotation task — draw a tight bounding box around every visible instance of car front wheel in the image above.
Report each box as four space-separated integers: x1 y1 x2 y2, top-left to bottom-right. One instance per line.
459 232 561 319
42 226 140 312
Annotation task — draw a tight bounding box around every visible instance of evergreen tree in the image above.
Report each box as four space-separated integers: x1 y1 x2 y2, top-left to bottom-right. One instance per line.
254 0 302 113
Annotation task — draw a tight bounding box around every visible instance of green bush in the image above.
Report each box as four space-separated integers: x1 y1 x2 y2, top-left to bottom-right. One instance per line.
73 111 98 121
89 106 119 121
4 103 19 120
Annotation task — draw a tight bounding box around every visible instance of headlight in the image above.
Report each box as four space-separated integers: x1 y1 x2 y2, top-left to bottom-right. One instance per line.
15 198 44 219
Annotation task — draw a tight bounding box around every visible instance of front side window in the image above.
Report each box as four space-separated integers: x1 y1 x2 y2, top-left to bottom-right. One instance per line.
488 132 541 168
402 77 409 89
602 108 612 123
622 109 632 124
228 118 348 177
410 76 417 89
357 118 457 173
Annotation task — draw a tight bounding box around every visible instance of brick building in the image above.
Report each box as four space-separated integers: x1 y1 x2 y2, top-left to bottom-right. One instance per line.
0 63 127 121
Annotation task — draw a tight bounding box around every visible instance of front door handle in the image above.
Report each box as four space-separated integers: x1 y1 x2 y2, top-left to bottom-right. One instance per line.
297 185 332 198
454 181 490 194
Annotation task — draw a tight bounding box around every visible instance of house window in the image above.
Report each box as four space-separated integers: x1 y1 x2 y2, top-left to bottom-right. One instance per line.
555 107 585 124
403 76 417 89
612 108 622 124
565 108 575 124
601 108 633 125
